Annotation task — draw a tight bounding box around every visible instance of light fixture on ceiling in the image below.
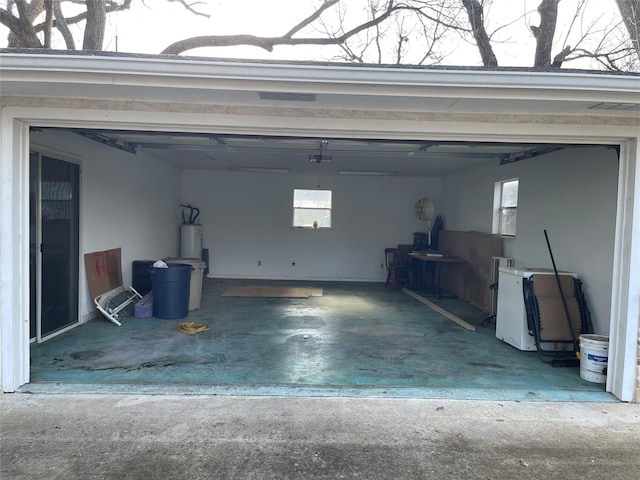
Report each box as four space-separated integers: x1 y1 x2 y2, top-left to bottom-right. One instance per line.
337 170 397 176
309 140 332 163
230 167 290 174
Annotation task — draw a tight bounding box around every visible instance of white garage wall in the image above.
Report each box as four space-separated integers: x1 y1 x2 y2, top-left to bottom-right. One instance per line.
30 130 182 321
440 146 619 334
182 170 442 282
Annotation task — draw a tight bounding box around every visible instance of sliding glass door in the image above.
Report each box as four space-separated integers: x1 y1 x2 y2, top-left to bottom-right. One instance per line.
30 153 80 340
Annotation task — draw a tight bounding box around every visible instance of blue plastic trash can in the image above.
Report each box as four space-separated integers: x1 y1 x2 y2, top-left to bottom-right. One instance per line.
151 264 192 319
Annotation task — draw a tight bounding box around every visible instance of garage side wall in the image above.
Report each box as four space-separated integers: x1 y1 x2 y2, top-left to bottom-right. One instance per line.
439 146 618 336
182 170 442 281
31 130 182 321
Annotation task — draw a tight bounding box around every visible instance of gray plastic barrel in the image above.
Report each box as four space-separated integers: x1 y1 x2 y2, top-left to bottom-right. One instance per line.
150 264 191 319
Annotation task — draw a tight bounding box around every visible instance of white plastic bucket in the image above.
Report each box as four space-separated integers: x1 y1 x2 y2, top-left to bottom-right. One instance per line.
579 334 609 383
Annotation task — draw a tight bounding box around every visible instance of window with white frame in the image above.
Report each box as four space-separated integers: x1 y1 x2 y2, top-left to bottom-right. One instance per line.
293 189 332 229
496 179 519 236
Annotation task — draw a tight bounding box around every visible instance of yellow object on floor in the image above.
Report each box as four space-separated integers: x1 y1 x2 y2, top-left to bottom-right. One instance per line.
177 322 209 334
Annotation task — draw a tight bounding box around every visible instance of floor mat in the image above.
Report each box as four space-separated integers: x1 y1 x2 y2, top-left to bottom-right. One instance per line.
222 285 323 298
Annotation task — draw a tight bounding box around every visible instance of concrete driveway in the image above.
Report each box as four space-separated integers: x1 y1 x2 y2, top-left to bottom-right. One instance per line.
1 394 639 479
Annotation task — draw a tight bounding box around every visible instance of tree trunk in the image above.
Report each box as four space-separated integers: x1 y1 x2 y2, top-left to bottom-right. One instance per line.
531 0 561 68
43 0 53 48
83 0 106 50
4 0 44 48
461 0 498 67
616 0 640 59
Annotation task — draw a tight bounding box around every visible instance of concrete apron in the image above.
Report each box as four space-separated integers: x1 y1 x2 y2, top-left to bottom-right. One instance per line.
1 394 639 480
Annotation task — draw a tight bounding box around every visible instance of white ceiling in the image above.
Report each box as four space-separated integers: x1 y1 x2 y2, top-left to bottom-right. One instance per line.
64 129 579 176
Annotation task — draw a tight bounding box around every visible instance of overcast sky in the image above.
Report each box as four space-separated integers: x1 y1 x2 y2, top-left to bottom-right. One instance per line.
0 0 624 68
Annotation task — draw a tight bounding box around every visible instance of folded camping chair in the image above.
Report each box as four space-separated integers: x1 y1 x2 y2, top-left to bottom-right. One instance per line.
523 274 592 363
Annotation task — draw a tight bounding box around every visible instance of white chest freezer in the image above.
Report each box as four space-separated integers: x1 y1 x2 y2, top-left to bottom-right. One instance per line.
495 267 577 351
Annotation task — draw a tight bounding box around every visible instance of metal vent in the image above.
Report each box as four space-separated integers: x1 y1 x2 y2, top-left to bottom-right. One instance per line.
588 102 640 111
259 92 316 102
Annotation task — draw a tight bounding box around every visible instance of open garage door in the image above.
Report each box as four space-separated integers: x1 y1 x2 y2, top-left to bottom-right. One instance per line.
22 126 621 402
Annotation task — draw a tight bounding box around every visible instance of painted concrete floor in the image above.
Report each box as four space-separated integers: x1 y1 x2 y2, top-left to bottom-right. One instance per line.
27 279 614 402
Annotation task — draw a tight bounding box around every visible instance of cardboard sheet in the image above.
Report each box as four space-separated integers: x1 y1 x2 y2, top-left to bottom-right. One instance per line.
438 230 502 310
222 286 323 298
84 248 123 300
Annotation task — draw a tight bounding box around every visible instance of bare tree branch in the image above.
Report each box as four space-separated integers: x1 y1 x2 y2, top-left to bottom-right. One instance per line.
549 1 638 70
161 0 404 55
283 0 339 38
416 8 448 64
551 45 572 67
550 0 589 68
409 1 469 33
325 1 397 63
54 0 76 50
394 14 407 64
33 0 132 33
564 45 638 71
13 0 32 21
1 0 637 72
165 0 210 18
373 2 385 63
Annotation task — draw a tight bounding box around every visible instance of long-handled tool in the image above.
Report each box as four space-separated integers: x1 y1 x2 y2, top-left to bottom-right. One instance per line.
544 229 580 365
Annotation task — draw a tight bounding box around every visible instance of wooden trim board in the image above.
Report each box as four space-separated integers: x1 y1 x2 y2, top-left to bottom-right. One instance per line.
402 288 476 331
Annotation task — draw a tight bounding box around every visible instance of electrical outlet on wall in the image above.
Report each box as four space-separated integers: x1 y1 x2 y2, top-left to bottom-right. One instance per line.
380 263 384 269
258 260 262 266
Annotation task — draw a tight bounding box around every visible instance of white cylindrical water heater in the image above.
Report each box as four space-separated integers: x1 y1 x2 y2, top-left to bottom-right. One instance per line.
180 224 203 259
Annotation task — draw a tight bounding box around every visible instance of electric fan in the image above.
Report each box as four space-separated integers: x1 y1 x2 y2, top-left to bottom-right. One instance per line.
414 197 435 247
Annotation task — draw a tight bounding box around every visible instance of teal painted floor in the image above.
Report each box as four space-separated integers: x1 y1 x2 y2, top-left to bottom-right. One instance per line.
27 279 614 402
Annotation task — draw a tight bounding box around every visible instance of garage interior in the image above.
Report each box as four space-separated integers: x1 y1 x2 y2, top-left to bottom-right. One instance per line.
25 125 620 401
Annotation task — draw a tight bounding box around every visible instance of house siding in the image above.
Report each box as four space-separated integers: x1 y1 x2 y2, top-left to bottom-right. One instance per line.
637 327 640 402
